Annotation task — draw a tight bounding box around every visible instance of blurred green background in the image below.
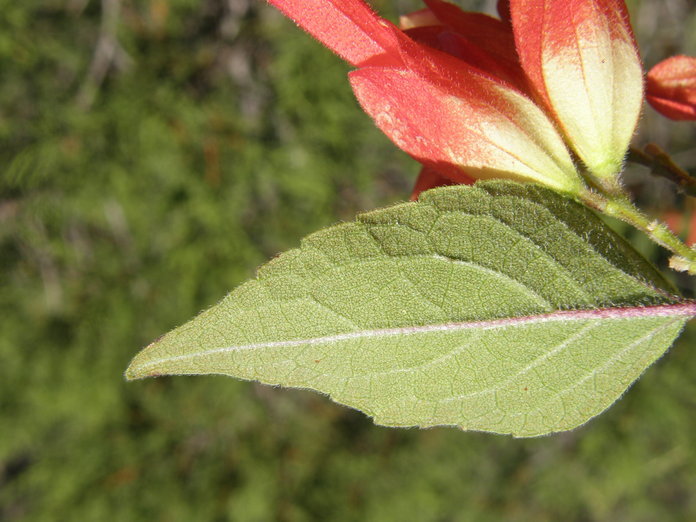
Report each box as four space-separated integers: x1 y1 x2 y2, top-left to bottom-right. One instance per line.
2 0 696 520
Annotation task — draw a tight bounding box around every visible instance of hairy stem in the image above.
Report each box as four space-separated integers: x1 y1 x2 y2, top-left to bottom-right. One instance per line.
579 190 696 275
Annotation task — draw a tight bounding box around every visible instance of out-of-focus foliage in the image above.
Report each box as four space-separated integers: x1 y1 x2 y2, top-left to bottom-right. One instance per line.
0 0 695 520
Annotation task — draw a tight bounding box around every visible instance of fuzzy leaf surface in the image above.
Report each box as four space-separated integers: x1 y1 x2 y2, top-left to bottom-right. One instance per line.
126 181 694 436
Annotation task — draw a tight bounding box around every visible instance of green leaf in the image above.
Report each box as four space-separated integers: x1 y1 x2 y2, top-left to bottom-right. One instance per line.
126 181 695 437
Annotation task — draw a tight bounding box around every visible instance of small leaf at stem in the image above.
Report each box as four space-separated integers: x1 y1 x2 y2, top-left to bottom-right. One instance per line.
126 181 694 437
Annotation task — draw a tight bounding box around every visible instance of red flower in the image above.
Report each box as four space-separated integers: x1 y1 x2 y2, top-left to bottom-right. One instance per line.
646 55 696 121
268 0 694 199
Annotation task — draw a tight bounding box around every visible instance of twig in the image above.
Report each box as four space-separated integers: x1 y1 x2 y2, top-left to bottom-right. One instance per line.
627 144 696 196
75 0 130 110
580 189 696 275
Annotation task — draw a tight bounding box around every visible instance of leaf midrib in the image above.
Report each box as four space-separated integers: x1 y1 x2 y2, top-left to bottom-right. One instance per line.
127 303 695 378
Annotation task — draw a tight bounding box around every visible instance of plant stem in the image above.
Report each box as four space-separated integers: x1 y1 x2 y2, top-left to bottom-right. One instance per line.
579 190 696 275
627 144 696 196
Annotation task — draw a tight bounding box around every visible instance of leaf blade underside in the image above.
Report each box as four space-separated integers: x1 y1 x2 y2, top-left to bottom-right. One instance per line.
127 181 694 437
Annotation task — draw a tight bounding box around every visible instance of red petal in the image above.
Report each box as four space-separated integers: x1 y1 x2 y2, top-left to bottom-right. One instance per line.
399 8 440 30
349 65 580 193
405 26 528 92
510 0 644 178
387 21 517 100
267 0 400 67
410 166 471 201
422 1 524 86
646 55 696 121
497 0 512 24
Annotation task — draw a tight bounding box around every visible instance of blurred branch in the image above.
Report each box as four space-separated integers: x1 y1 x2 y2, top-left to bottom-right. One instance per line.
628 144 696 197
75 0 131 110
67 0 90 15
221 0 251 39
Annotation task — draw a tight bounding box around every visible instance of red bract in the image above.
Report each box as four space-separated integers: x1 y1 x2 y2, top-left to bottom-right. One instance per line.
267 0 689 199
646 55 696 121
509 0 643 180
